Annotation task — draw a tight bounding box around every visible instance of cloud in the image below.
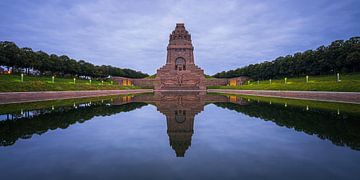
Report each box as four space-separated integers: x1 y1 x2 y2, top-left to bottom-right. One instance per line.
1 0 359 75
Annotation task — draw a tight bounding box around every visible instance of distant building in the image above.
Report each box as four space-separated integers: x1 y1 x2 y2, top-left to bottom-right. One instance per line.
0 66 11 74
113 23 249 89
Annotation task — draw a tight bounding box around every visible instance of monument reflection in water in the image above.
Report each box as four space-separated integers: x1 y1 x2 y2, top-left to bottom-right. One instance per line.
116 92 245 157
0 92 246 157
1 92 360 179
1 92 360 157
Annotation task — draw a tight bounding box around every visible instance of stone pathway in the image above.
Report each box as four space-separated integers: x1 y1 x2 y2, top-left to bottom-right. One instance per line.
1 89 359 105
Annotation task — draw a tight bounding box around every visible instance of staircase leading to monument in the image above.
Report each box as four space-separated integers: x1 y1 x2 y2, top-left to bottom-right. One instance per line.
156 64 205 90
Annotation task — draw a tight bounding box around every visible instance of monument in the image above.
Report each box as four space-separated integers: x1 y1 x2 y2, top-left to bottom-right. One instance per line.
112 23 249 89
155 23 206 90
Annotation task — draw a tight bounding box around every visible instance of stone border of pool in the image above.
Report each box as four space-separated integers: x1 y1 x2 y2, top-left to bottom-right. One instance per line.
0 89 154 104
1 89 360 105
207 89 360 104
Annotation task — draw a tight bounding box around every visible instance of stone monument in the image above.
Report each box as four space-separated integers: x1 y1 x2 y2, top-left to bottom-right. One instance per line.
112 23 249 89
155 23 206 90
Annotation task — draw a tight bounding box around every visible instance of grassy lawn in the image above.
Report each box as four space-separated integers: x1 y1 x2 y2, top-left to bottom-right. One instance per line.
208 73 360 92
0 74 140 92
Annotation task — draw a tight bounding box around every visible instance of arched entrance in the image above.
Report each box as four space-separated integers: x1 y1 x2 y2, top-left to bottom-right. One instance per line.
175 57 186 71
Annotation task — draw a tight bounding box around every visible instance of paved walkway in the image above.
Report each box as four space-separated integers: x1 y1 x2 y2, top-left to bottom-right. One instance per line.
0 89 153 104
207 89 360 104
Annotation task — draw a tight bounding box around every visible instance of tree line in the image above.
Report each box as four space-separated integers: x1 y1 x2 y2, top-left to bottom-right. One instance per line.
0 41 148 78
213 37 360 80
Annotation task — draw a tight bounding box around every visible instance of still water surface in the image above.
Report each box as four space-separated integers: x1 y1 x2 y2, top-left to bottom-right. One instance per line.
0 92 360 180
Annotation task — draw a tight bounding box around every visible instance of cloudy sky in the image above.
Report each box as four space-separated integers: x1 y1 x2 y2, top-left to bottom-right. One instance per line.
1 0 359 75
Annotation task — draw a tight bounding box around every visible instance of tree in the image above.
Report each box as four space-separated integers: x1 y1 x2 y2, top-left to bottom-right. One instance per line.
346 52 360 72
20 47 34 74
213 36 360 80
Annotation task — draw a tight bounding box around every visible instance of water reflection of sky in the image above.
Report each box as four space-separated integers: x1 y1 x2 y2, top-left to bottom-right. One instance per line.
0 94 360 180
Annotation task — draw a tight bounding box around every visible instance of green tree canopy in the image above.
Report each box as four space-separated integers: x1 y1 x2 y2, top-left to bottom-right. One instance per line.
213 37 360 80
0 41 148 78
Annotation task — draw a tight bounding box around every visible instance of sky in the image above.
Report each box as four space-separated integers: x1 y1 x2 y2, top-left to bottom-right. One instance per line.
0 0 359 75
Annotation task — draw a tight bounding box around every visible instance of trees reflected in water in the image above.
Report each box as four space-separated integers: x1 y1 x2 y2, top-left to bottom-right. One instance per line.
1 93 360 156
214 101 360 151
0 102 147 146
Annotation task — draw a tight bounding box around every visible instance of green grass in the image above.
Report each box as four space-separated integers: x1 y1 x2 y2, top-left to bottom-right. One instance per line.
209 73 360 92
0 74 140 92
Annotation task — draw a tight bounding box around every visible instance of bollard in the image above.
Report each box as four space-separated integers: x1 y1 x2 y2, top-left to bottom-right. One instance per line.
337 73 340 82
73 78 76 84
52 76 55 83
101 80 104 85
269 79 272 84
284 77 287 84
89 79 92 85
21 73 24 82
306 75 308 83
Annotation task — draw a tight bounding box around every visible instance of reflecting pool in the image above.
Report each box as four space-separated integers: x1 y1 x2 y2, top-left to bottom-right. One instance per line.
1 92 360 180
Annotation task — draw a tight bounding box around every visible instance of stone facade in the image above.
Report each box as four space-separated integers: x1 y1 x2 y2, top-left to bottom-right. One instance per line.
155 23 206 90
112 23 249 90
112 77 156 88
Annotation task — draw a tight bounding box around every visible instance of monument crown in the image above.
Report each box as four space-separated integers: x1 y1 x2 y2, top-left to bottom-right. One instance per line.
169 23 192 43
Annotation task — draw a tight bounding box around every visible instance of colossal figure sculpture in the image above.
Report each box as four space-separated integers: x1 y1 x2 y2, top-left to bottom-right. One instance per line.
155 23 206 90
